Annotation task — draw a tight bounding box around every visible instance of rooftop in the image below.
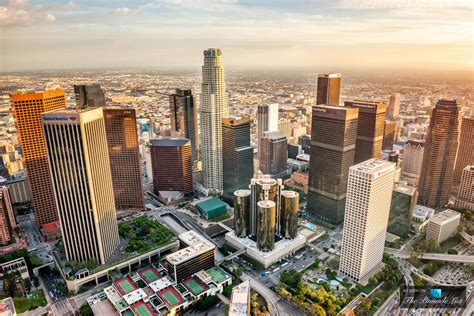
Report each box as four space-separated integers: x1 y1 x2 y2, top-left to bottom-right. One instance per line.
205 267 231 285
196 197 227 212
165 231 215 265
429 209 461 225
150 137 189 147
393 185 417 196
0 297 15 316
229 281 250 316
351 159 396 176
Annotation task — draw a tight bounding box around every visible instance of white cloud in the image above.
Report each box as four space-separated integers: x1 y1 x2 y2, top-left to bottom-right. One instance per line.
46 13 56 22
0 0 71 26
336 0 472 9
114 7 131 16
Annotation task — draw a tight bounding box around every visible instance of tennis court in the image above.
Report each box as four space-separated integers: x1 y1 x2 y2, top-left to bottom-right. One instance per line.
139 267 160 284
206 267 230 284
158 287 184 307
182 277 208 295
114 276 138 295
131 302 155 316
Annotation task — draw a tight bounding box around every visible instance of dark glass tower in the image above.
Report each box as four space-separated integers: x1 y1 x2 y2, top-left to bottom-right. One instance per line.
74 84 106 109
307 105 359 224
222 116 253 199
169 89 199 161
344 100 387 163
316 73 341 106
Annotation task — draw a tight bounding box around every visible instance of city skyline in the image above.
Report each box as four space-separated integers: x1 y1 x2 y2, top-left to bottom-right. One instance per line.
1 0 472 72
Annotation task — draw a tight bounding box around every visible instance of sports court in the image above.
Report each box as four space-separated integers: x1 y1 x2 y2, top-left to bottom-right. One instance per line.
206 267 230 284
139 267 161 284
114 276 139 296
182 277 208 296
131 301 155 316
158 286 185 307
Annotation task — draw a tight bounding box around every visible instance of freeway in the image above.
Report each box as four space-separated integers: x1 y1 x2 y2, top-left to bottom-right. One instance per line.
385 247 474 263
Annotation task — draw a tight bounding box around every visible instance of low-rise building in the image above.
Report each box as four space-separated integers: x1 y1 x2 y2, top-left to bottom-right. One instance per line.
426 209 461 244
229 280 250 316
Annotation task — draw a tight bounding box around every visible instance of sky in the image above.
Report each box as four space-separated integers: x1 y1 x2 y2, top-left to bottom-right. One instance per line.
0 0 473 72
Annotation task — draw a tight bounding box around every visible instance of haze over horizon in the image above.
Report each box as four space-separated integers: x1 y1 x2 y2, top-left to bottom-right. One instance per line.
1 0 473 72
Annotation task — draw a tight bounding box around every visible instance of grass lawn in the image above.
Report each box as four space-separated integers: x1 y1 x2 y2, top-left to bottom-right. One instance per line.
437 234 462 253
13 290 47 314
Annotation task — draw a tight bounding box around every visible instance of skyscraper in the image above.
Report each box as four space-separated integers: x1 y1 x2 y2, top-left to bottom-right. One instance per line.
258 131 288 178
401 139 425 186
345 100 387 163
307 105 359 224
316 73 341 106
339 159 396 282
453 116 474 185
103 108 144 209
454 166 474 211
222 116 253 199
0 187 15 245
74 84 106 109
257 104 278 161
387 93 400 119
418 99 461 208
169 89 199 161
200 48 228 193
11 90 66 228
388 185 417 238
42 108 119 264
150 138 193 195
382 120 397 150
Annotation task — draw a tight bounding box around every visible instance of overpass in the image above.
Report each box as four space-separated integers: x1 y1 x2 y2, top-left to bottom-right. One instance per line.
385 248 474 263
461 231 474 245
217 248 246 264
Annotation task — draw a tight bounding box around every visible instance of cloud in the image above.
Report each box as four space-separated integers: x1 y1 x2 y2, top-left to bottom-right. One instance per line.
336 0 472 9
0 0 71 26
114 7 131 16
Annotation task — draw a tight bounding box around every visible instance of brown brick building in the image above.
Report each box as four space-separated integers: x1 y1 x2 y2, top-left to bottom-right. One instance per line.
103 107 144 209
150 138 193 195
0 187 16 245
11 90 65 228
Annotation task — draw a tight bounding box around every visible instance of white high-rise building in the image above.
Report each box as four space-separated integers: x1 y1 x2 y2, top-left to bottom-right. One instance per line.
200 48 229 192
257 104 278 160
339 159 396 282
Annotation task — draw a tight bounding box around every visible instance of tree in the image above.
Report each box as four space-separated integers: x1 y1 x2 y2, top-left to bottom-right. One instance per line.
79 303 93 316
2 270 20 296
311 303 326 316
357 296 372 314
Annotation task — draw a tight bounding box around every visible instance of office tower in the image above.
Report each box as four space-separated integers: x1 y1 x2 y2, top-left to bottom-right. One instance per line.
339 159 396 282
345 100 387 163
287 144 302 160
383 120 397 150
11 90 66 227
233 190 251 238
258 131 288 178
387 93 400 119
249 175 282 236
0 187 15 245
401 140 425 183
164 231 215 282
316 73 341 106
280 190 299 239
297 135 311 154
103 108 144 209
307 105 359 224
418 99 461 208
200 48 229 192
426 209 461 244
278 119 292 140
74 84 106 109
454 166 474 211
169 89 199 161
453 117 474 185
257 104 279 143
222 117 253 199
256 200 276 252
150 138 193 195
388 185 417 238
42 108 120 264
229 280 250 316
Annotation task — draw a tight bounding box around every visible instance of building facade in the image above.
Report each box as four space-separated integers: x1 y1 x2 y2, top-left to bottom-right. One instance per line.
42 108 120 264
11 90 66 227
344 100 387 164
200 48 229 193
258 131 288 178
150 138 193 195
256 200 276 252
0 187 15 245
74 84 106 109
307 105 359 224
169 89 199 161
426 209 461 244
222 116 253 199
257 104 279 161
388 185 417 238
418 99 461 208
453 116 474 185
316 73 341 106
401 140 425 184
103 108 144 209
454 166 474 211
383 120 397 150
339 159 396 282
387 93 400 119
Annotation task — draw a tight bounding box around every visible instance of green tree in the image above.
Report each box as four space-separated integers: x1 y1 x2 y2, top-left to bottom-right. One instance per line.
357 296 372 314
79 303 93 316
311 303 326 316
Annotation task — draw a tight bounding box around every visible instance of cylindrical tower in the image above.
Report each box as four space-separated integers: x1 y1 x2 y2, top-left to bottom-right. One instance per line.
280 190 299 239
234 190 251 238
257 200 276 252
